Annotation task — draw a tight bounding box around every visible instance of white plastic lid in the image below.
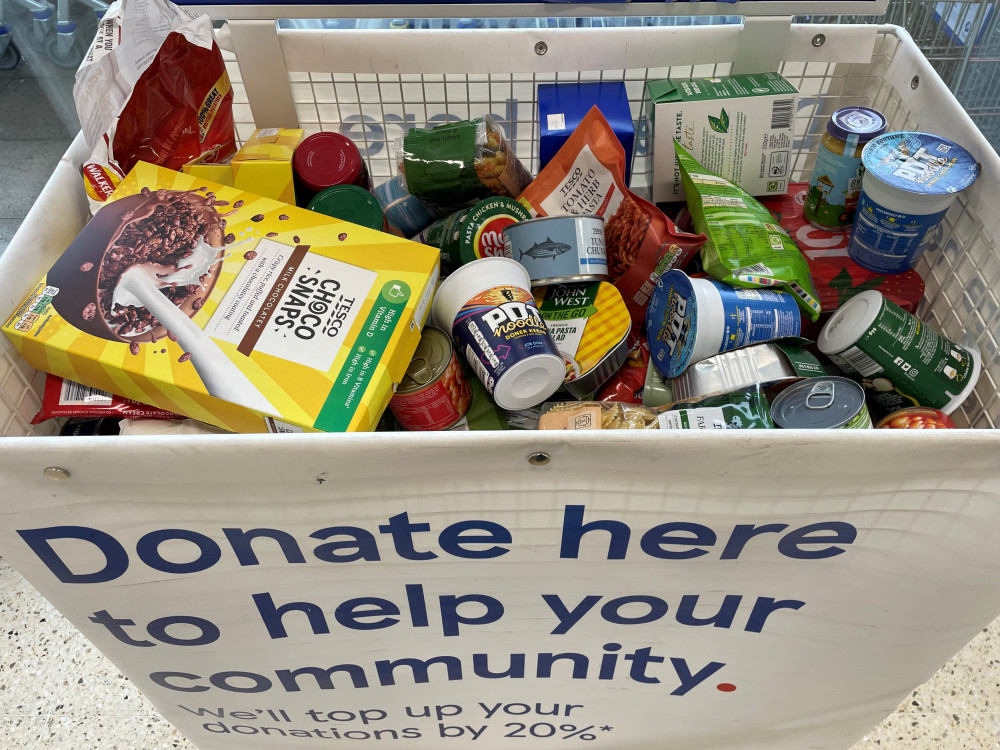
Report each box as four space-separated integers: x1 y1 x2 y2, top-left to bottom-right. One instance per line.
817 289 884 355
494 353 566 410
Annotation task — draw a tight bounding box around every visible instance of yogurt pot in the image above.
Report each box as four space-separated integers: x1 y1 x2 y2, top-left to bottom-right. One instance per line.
847 131 979 274
646 270 803 379
817 288 981 416
430 257 565 409
502 215 608 287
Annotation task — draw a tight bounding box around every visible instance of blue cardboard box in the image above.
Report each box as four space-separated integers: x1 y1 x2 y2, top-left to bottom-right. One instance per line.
538 81 635 185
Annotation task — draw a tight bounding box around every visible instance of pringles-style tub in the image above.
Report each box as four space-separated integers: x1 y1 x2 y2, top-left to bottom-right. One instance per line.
847 131 979 274
431 257 565 409
646 270 802 378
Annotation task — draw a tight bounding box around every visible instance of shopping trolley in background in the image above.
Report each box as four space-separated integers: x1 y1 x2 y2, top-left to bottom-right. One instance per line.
804 0 1000 148
2 2 1000 750
0 0 107 69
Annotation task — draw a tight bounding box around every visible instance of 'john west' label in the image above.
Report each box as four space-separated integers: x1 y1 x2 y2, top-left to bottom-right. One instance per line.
205 238 376 372
453 285 555 396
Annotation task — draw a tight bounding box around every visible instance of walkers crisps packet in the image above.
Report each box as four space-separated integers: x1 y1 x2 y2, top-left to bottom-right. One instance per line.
75 0 237 213
675 141 821 321
518 107 705 325
4 164 440 434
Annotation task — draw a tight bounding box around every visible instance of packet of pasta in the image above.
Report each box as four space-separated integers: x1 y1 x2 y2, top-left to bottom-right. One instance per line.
517 107 705 326
675 141 821 321
401 116 532 213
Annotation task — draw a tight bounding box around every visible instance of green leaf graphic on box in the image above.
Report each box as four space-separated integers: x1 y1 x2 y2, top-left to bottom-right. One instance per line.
708 108 730 133
828 267 884 305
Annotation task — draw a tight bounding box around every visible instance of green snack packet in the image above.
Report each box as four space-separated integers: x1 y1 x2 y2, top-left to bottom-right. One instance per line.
658 385 774 429
673 141 821 321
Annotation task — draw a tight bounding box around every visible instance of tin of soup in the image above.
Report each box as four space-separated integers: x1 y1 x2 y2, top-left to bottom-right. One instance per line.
770 376 873 429
389 326 472 431
817 289 981 416
293 132 373 207
503 214 608 286
308 185 389 232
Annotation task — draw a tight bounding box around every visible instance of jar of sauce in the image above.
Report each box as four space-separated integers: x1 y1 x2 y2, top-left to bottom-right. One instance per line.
804 106 887 229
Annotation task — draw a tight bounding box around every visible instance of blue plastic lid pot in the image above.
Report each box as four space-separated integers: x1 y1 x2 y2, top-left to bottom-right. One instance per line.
827 107 887 144
861 131 979 196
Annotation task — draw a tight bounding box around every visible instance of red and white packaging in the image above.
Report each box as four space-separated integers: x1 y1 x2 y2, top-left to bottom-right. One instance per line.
74 0 237 213
32 374 181 424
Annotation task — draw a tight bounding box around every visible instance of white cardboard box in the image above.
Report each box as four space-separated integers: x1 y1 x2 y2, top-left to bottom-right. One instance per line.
647 72 800 202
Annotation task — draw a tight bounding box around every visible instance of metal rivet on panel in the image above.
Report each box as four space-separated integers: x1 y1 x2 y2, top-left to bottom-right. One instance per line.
911 75 920 89
535 41 548 56
527 452 551 467
812 34 826 47
43 467 71 481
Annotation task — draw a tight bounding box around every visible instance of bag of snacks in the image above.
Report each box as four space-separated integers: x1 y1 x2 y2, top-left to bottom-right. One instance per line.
400 116 532 213
596 336 649 404
675 141 821 321
32 374 181 423
74 0 237 212
539 386 772 430
517 107 705 326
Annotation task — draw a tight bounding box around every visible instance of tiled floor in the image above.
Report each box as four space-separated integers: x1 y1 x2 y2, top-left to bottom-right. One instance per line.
0 44 78 256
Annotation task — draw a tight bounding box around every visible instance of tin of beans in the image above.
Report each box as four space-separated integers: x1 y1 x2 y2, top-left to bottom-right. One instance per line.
875 406 956 429
389 326 472 431
503 215 608 287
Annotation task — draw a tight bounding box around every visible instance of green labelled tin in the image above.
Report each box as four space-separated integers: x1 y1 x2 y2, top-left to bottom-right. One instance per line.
416 196 530 274
307 185 388 232
770 376 872 429
817 289 981 417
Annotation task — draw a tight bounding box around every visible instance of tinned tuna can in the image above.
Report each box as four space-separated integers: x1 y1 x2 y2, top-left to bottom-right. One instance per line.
389 326 472 431
770 376 873 429
502 215 608 287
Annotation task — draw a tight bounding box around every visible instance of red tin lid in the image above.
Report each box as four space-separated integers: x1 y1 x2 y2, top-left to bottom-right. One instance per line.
293 132 364 193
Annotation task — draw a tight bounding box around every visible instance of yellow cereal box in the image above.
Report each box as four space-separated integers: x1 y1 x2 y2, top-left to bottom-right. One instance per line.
231 127 303 205
3 163 441 433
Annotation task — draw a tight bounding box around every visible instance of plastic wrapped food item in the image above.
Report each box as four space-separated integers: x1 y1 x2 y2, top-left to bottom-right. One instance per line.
75 0 236 213
517 107 705 326
539 401 659 430
32 374 181 423
539 385 772 429
596 335 649 404
400 116 532 212
674 141 821 321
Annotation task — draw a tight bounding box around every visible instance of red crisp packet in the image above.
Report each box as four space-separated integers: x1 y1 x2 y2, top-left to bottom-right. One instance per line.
32 375 181 424
596 336 650 404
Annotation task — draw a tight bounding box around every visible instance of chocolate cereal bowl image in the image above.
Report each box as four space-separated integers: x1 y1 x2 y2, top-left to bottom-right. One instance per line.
48 188 226 344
